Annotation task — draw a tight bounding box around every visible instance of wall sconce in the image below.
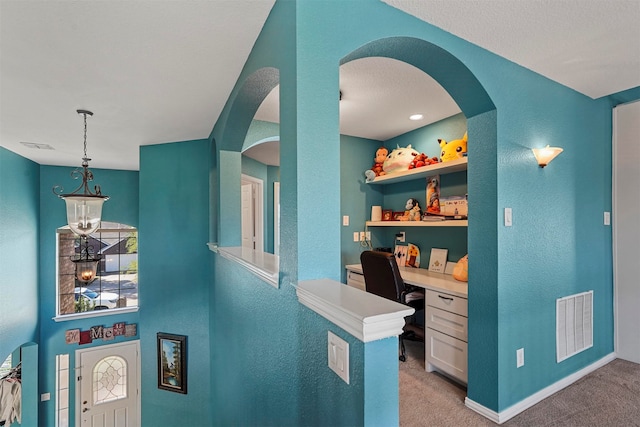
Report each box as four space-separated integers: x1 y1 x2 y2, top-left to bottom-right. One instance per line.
532 145 563 168
53 110 109 237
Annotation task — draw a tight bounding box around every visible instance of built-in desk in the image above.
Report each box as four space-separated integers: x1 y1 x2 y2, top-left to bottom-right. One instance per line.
344 264 467 297
345 263 469 384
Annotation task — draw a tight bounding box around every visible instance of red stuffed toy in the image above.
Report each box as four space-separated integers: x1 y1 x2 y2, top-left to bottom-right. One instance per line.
408 153 439 169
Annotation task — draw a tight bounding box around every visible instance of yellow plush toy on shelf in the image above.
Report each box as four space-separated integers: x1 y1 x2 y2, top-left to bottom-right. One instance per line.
438 131 468 162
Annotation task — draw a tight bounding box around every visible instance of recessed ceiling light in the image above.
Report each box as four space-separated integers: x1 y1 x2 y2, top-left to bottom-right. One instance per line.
409 114 424 121
20 142 54 150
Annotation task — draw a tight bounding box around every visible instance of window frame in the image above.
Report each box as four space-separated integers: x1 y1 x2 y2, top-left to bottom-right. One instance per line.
53 223 139 322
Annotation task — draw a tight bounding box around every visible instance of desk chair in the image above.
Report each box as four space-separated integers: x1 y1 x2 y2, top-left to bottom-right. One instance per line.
360 250 425 361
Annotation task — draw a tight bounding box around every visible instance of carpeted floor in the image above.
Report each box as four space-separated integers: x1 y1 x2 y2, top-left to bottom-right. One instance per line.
399 340 640 426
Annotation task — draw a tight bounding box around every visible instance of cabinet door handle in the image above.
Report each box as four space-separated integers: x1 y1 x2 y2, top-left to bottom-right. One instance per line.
438 295 453 301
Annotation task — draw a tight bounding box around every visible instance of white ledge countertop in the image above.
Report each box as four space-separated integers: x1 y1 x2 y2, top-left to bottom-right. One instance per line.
209 244 279 288
296 278 414 343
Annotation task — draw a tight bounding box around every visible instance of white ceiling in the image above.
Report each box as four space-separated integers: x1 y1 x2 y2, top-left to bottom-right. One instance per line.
1 0 638 171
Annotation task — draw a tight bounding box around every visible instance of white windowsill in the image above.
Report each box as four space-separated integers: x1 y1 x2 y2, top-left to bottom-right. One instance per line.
296 279 414 343
209 244 279 288
53 306 139 322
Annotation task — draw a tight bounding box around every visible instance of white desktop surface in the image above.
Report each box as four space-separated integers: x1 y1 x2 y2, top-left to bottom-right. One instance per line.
345 264 468 298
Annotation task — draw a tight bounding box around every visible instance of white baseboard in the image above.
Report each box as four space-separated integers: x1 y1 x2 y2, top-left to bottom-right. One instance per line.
464 352 617 424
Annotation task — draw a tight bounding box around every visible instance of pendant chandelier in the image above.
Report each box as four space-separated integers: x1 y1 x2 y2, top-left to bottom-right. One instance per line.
72 237 102 283
53 110 109 237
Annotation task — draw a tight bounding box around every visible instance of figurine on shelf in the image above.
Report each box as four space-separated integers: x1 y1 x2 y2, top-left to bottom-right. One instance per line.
364 146 389 182
426 175 441 213
400 198 421 221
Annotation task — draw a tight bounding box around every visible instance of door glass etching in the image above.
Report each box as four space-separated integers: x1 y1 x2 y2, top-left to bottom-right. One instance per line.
93 356 127 404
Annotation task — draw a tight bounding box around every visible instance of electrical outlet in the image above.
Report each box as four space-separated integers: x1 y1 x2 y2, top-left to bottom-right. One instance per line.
353 232 359 242
360 231 366 242
396 231 405 243
604 211 610 225
365 231 371 241
517 348 524 368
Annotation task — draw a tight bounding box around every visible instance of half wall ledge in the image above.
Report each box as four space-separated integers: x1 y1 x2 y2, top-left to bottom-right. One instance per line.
296 279 414 342
209 244 279 288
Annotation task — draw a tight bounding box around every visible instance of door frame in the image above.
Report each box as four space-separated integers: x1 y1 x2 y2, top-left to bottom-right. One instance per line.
241 174 264 252
75 340 141 426
613 100 640 363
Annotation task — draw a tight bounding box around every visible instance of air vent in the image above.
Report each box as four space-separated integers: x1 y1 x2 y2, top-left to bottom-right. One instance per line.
20 142 54 150
557 291 593 362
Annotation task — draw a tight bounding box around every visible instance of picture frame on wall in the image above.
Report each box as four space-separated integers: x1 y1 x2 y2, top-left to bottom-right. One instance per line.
157 333 187 394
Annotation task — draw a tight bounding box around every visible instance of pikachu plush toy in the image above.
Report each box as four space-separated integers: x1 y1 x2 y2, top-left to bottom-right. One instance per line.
438 131 468 162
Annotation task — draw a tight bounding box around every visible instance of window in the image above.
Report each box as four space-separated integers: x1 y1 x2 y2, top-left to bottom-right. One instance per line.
57 222 138 317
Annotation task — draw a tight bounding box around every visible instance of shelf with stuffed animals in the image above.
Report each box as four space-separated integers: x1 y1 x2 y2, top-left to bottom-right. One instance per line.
366 219 468 227
367 157 467 185
364 133 468 185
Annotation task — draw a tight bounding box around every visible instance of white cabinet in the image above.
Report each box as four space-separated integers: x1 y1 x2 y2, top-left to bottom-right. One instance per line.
346 269 365 291
425 289 468 384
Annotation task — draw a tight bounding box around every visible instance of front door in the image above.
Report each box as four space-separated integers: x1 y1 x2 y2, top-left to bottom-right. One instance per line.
76 341 140 427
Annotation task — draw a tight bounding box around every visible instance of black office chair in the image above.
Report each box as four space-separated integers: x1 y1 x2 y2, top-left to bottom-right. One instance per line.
360 250 425 362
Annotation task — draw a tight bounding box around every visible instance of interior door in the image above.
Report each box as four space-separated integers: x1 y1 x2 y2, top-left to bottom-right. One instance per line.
613 100 640 363
77 341 140 427
274 182 280 256
241 183 255 249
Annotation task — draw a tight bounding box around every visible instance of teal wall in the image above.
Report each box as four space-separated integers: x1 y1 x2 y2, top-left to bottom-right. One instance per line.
139 140 211 426
0 147 39 361
340 134 384 273
0 147 39 426
243 119 280 151
37 165 139 426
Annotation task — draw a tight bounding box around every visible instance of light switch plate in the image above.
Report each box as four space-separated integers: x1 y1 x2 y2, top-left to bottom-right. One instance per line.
604 211 610 226
517 348 524 368
343 215 349 226
504 208 513 227
328 331 349 384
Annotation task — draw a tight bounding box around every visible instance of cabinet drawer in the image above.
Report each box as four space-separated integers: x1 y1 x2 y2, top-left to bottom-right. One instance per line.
425 328 468 384
426 289 467 317
346 270 365 292
426 306 468 342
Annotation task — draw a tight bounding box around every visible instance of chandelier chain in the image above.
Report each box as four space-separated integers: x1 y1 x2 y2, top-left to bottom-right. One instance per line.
83 112 88 158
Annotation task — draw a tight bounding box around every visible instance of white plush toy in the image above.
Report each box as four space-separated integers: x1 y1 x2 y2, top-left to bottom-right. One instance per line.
382 145 420 174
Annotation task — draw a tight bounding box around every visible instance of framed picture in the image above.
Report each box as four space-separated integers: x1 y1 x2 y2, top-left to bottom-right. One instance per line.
157 333 187 394
393 211 405 220
429 248 448 273
382 209 393 221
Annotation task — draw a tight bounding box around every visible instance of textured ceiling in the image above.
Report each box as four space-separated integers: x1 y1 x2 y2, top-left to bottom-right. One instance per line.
1 1 638 170
383 0 640 99
0 0 275 170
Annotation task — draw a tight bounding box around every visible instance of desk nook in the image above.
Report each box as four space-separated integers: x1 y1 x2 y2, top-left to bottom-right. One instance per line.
347 144 469 384
346 262 468 384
